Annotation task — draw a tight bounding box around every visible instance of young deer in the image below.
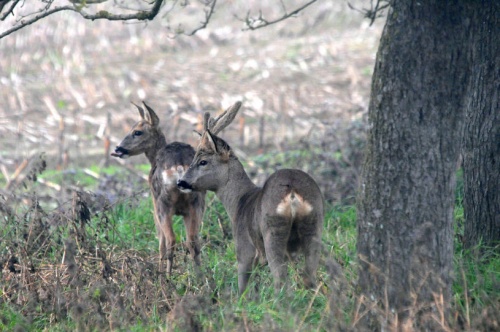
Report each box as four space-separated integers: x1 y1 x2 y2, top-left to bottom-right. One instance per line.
177 111 324 294
111 102 205 274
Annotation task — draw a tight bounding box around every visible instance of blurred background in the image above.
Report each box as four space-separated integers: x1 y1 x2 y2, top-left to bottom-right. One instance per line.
0 0 382 206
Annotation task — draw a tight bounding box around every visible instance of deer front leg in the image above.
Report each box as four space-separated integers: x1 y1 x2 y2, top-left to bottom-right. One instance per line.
236 235 256 295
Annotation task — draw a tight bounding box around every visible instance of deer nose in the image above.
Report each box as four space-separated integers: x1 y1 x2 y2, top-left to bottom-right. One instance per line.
177 179 193 193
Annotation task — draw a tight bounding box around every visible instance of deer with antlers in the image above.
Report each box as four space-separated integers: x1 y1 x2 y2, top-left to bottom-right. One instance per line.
177 108 324 294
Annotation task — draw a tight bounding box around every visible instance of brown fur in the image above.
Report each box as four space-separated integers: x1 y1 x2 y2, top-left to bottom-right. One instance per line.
178 130 324 294
111 102 205 273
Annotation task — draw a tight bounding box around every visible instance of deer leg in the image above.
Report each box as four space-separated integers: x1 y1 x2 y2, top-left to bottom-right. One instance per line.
263 216 290 294
158 211 176 274
157 226 166 270
302 235 321 289
299 216 322 289
236 235 256 295
184 206 202 266
152 199 166 270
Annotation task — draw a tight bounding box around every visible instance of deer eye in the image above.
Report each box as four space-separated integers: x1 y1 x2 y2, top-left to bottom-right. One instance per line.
199 160 207 166
134 130 143 136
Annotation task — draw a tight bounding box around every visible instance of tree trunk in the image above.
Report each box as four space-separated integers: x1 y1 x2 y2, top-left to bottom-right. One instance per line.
356 1 469 329
462 2 500 250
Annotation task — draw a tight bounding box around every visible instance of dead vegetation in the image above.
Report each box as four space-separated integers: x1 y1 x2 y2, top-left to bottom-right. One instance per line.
1 159 182 330
0 1 378 204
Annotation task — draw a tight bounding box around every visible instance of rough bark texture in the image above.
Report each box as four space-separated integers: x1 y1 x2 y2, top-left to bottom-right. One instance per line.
356 0 469 328
462 2 500 250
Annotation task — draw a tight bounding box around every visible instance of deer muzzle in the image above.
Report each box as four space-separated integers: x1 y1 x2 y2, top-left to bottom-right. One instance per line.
110 146 130 159
177 179 193 193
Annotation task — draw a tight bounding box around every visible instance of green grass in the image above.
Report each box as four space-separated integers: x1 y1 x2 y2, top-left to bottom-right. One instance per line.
452 202 500 319
0 163 151 189
109 198 157 252
1 166 498 331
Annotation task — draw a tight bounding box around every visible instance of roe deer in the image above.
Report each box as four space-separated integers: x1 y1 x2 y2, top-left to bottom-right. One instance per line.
177 111 324 294
111 102 205 274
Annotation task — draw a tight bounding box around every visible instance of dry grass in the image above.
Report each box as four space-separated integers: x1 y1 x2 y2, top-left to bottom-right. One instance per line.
0 0 379 204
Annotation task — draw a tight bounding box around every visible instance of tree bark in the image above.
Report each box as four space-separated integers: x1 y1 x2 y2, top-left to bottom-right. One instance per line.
356 1 469 329
462 1 500 250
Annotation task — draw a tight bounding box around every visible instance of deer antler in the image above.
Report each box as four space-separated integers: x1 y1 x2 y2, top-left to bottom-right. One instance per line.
207 101 242 134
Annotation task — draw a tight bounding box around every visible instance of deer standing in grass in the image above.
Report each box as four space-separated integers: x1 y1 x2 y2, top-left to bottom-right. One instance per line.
111 102 204 274
177 110 324 294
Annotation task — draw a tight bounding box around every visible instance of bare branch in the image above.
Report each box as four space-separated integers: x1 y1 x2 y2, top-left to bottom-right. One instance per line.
185 0 217 36
1 0 324 40
238 0 318 31
0 0 165 40
0 0 21 21
348 0 390 26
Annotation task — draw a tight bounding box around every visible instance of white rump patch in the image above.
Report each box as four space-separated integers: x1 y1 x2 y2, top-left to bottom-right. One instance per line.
162 165 188 187
276 191 313 219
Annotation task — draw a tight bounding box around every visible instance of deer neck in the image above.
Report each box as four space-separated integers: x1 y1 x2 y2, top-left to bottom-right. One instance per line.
216 158 258 223
145 132 167 167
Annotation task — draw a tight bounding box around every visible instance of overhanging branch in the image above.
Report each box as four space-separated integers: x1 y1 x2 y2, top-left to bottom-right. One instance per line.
1 0 324 40
0 0 21 21
0 0 164 40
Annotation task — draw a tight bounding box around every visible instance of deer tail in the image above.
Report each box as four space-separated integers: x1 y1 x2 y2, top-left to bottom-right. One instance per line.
276 189 313 219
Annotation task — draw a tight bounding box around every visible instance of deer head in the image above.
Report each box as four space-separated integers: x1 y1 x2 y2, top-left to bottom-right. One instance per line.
111 102 164 159
177 101 242 193
178 129 235 193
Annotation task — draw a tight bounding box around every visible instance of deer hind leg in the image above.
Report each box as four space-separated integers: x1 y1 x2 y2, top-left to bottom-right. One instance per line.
299 215 322 289
263 215 291 294
184 205 202 266
158 210 176 274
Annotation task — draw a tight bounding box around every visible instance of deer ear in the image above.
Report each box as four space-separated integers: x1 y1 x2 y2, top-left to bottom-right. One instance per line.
132 102 145 119
142 101 160 127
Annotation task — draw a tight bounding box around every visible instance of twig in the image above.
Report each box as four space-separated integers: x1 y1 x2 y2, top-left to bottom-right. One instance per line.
5 158 28 190
186 0 217 36
460 267 470 329
297 281 323 331
239 0 318 31
37 178 62 191
0 165 10 183
348 0 390 26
